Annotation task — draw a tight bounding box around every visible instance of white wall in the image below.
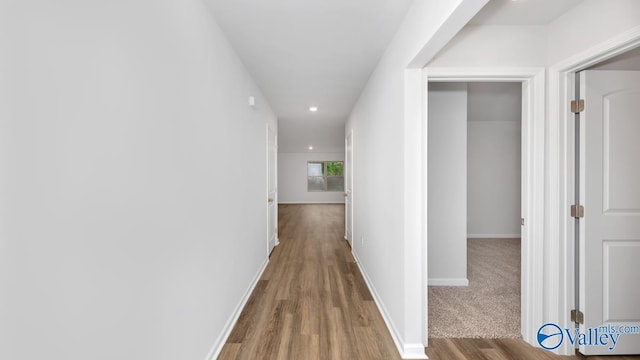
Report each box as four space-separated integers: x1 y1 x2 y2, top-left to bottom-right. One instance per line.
0 1 276 360
345 0 488 356
427 83 468 285
428 0 640 70
467 82 521 238
426 1 640 355
278 120 345 153
545 3 640 355
429 25 547 68
426 81 521 277
278 152 345 203
277 120 345 204
547 0 640 66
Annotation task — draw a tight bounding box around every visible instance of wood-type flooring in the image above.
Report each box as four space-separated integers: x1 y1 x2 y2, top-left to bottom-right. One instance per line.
219 204 640 359
218 204 400 360
426 338 640 360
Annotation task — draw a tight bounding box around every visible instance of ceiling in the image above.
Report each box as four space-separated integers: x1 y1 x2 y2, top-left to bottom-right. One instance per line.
204 0 587 152
278 122 345 154
469 0 583 26
204 0 414 130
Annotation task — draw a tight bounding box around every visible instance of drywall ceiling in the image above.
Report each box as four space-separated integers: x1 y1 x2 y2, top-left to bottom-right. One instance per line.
203 0 586 152
278 121 345 153
204 0 414 129
469 0 583 25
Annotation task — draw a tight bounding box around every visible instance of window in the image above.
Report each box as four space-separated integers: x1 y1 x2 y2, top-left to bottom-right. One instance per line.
307 161 344 192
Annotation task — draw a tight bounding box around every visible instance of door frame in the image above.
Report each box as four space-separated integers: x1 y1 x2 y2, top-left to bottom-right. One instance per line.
549 27 640 356
266 123 279 257
345 129 354 248
424 67 545 347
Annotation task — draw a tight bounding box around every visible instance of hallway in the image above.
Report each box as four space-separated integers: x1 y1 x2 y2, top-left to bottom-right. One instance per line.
218 204 400 359
218 205 640 360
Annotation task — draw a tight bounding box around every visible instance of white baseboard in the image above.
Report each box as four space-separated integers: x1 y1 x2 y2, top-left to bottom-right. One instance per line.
353 252 428 360
428 278 469 286
467 234 521 239
278 201 345 204
402 344 431 359
205 259 269 360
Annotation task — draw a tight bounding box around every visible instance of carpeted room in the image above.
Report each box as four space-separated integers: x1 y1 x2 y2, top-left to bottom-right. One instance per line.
427 82 522 339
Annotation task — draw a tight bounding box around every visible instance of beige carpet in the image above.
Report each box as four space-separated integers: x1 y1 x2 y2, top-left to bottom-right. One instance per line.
428 238 521 338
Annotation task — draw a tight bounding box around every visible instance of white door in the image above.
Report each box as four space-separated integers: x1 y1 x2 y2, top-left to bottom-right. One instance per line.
345 130 353 246
578 70 640 355
267 124 278 255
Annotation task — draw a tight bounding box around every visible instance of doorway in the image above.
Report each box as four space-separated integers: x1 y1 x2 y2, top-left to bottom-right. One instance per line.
568 47 640 356
427 81 523 338
267 124 279 255
344 129 353 248
424 67 546 346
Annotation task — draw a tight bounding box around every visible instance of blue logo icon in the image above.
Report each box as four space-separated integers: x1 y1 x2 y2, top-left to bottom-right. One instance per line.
537 323 564 350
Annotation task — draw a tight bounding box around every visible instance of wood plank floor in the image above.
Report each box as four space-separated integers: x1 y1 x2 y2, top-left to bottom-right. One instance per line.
218 204 401 360
219 204 640 359
426 338 640 360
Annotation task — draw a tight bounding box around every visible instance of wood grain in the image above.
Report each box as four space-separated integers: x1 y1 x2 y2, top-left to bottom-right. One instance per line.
218 204 400 360
426 338 640 360
220 204 640 359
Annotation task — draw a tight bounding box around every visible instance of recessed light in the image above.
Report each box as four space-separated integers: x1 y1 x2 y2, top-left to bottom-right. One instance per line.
308 145 313 150
309 106 318 112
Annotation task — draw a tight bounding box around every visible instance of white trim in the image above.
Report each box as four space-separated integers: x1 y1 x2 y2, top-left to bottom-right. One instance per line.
402 344 431 360
467 234 521 239
266 124 279 253
551 25 640 72
205 259 269 360
406 1 491 351
548 26 640 356
420 69 430 351
345 128 354 249
425 67 546 348
278 151 346 154
266 123 270 256
353 252 428 359
408 0 489 68
275 132 279 247
428 278 469 286
278 201 345 205
427 67 544 81
403 68 427 356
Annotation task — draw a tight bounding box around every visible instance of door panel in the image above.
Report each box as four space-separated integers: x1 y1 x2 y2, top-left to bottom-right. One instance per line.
345 130 353 246
267 124 278 255
602 241 640 322
579 70 640 355
602 89 640 213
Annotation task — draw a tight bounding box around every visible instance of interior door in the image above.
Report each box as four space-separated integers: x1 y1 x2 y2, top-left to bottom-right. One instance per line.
345 130 353 246
578 70 640 355
267 124 278 255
